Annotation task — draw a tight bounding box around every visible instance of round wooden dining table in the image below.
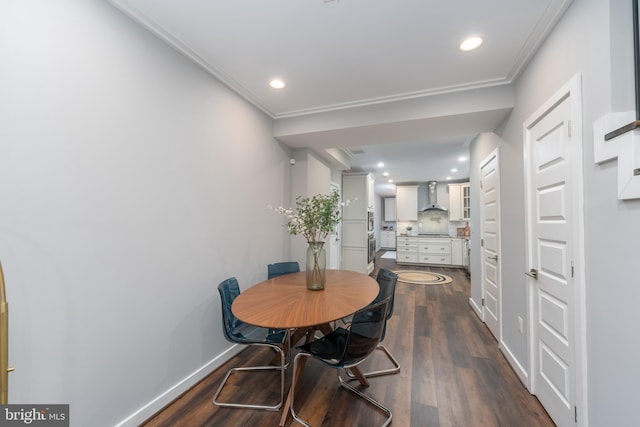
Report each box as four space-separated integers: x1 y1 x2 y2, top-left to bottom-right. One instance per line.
231 269 379 426
232 269 379 329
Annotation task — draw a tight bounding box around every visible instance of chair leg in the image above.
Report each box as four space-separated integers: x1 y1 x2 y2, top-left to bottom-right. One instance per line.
345 344 401 379
337 369 393 427
269 327 296 367
290 352 312 427
212 342 286 411
290 352 393 427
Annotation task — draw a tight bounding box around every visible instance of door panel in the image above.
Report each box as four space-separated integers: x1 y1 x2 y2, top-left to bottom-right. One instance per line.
480 153 500 340
540 343 570 405
539 291 569 343
526 93 576 426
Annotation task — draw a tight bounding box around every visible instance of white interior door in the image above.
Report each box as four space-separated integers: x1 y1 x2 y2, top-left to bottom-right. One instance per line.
480 151 500 340
524 76 584 426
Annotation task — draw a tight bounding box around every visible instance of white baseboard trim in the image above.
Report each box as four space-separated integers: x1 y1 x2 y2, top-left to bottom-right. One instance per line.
114 344 241 426
499 340 529 389
468 297 482 319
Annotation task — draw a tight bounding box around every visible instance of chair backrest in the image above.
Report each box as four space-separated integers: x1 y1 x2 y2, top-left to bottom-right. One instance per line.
342 297 391 365
374 268 398 320
267 261 300 279
217 277 242 342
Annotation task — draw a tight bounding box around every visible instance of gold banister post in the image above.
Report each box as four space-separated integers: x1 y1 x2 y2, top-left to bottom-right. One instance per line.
0 260 12 404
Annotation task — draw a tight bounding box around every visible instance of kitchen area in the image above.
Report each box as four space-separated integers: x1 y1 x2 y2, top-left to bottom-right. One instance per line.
379 180 470 273
341 173 471 275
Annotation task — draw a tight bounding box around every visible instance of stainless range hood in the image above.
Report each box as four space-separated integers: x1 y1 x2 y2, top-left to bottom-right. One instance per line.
419 181 448 212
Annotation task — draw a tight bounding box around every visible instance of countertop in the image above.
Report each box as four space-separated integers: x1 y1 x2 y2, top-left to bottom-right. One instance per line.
397 234 469 239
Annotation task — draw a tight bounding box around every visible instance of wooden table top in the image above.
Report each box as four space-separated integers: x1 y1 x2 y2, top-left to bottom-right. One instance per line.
232 269 379 329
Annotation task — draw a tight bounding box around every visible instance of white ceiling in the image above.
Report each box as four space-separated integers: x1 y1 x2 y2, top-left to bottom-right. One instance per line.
108 0 572 196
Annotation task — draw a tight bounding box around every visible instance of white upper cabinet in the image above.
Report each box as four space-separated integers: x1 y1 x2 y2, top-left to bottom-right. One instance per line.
462 184 470 219
343 173 375 220
396 185 418 221
367 174 375 211
448 182 470 221
384 197 396 222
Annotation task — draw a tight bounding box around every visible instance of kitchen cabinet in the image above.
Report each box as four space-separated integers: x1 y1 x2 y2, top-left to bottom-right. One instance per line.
342 173 375 274
396 236 469 267
451 238 463 266
384 197 396 222
448 182 470 221
417 238 452 265
396 236 418 263
462 238 470 272
367 174 375 211
462 185 470 219
342 247 369 274
343 173 375 220
396 185 418 221
342 221 368 247
380 231 396 249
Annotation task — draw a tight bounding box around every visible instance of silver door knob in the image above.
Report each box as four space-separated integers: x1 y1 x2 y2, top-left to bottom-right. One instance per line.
488 255 498 261
525 268 538 280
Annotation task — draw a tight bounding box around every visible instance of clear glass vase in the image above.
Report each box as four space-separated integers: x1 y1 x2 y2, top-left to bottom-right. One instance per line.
306 241 326 290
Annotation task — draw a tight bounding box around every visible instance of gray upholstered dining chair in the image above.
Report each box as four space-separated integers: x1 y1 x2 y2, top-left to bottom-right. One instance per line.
290 297 393 426
212 277 289 411
267 261 300 279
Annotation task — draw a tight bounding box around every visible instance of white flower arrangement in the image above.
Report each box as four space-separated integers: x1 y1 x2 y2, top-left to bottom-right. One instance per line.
269 189 354 243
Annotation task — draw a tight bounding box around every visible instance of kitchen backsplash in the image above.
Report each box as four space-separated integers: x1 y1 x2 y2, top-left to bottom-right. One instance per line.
395 212 469 236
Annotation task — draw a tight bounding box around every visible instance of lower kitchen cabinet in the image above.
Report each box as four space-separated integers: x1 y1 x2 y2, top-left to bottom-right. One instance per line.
462 238 470 273
396 236 417 263
417 238 452 265
380 231 396 249
396 236 466 267
451 238 463 265
342 221 373 274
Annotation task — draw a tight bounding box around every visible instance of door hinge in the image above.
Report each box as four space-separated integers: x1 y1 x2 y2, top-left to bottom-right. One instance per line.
480 180 484 189
481 298 485 306
575 406 578 422
568 120 572 137
481 239 484 247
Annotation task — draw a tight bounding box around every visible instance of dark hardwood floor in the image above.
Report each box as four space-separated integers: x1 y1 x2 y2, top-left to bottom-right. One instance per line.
142 251 555 427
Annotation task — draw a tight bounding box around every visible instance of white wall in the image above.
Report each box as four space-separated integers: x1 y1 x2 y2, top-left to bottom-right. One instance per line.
470 0 640 425
0 1 291 425
289 149 332 269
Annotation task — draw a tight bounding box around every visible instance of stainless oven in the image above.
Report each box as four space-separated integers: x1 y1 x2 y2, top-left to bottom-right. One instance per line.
367 233 376 264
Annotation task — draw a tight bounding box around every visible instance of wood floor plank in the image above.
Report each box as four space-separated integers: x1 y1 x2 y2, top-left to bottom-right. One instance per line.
141 252 555 427
411 335 437 407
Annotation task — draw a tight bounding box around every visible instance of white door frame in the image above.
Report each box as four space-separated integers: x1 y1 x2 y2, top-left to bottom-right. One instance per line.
523 74 588 426
479 149 502 341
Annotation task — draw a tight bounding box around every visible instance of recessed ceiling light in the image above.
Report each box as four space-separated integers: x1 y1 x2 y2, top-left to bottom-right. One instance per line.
446 176 452 180
269 79 286 89
377 162 385 168
451 168 458 173
459 35 483 52
388 179 393 183
383 172 389 177
458 156 467 162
